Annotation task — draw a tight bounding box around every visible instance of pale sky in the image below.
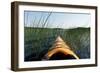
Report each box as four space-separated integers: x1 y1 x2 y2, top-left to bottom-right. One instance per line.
24 11 91 29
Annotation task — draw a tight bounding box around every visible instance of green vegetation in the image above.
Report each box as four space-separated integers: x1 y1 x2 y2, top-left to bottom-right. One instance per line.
24 27 90 61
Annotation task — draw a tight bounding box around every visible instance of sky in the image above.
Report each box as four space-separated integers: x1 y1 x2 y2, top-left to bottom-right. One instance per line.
24 11 91 29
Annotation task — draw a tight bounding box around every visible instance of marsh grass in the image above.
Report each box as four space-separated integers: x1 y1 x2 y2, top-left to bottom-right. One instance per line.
24 27 90 61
